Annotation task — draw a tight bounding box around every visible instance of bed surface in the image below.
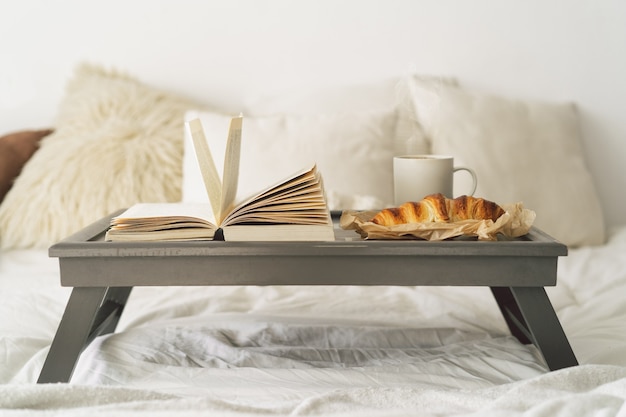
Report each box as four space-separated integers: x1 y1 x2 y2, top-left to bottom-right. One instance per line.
2 225 626 415
2 2 626 414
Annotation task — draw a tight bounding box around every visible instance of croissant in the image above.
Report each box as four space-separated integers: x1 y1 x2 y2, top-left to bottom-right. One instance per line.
371 194 505 226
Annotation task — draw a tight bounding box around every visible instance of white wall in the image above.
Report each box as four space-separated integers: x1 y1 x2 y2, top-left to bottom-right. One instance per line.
1 0 625 228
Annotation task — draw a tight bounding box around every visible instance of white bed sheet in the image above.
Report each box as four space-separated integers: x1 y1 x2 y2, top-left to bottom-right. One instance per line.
1 226 626 416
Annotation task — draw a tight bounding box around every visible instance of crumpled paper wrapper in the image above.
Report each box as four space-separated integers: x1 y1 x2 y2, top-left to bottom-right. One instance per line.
340 203 536 241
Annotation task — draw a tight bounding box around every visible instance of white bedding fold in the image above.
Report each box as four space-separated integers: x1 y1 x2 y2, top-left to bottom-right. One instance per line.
1 365 625 416
70 316 545 399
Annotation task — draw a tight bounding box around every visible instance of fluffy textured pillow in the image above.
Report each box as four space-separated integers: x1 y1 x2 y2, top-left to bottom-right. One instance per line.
183 109 398 210
0 64 196 249
0 129 52 203
407 80 605 247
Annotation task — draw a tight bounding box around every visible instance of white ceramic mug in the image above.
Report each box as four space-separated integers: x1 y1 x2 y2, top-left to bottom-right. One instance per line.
393 155 477 205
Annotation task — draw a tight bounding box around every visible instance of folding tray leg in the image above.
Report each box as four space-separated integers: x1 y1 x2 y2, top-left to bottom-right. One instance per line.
38 286 131 383
491 286 578 371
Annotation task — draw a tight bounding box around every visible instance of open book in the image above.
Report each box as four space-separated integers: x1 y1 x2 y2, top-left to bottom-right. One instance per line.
105 116 335 242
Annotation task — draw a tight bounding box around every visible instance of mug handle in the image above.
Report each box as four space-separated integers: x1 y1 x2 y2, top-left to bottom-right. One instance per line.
453 167 478 196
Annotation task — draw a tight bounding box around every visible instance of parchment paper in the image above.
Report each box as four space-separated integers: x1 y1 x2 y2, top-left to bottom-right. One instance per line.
340 203 536 241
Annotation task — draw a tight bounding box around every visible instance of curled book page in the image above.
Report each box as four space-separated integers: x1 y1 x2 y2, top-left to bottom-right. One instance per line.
219 116 243 221
187 119 223 222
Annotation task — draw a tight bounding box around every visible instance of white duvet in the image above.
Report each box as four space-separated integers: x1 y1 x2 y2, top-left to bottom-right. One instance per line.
1 226 626 416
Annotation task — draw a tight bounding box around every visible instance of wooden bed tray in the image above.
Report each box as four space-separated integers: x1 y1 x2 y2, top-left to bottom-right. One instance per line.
38 211 578 383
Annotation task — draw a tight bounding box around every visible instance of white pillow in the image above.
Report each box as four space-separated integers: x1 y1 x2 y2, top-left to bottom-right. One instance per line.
244 75 457 156
407 80 605 247
183 110 398 210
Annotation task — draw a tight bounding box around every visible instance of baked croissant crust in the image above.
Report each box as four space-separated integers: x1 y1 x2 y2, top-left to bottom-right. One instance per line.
371 193 505 226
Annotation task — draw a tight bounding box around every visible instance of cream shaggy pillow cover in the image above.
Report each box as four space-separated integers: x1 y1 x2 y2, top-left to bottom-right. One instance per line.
0 64 196 249
407 80 605 247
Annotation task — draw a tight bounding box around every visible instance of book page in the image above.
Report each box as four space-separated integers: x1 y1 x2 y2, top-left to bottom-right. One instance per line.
111 203 217 225
187 119 223 222
219 115 243 223
105 203 218 242
222 165 314 225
